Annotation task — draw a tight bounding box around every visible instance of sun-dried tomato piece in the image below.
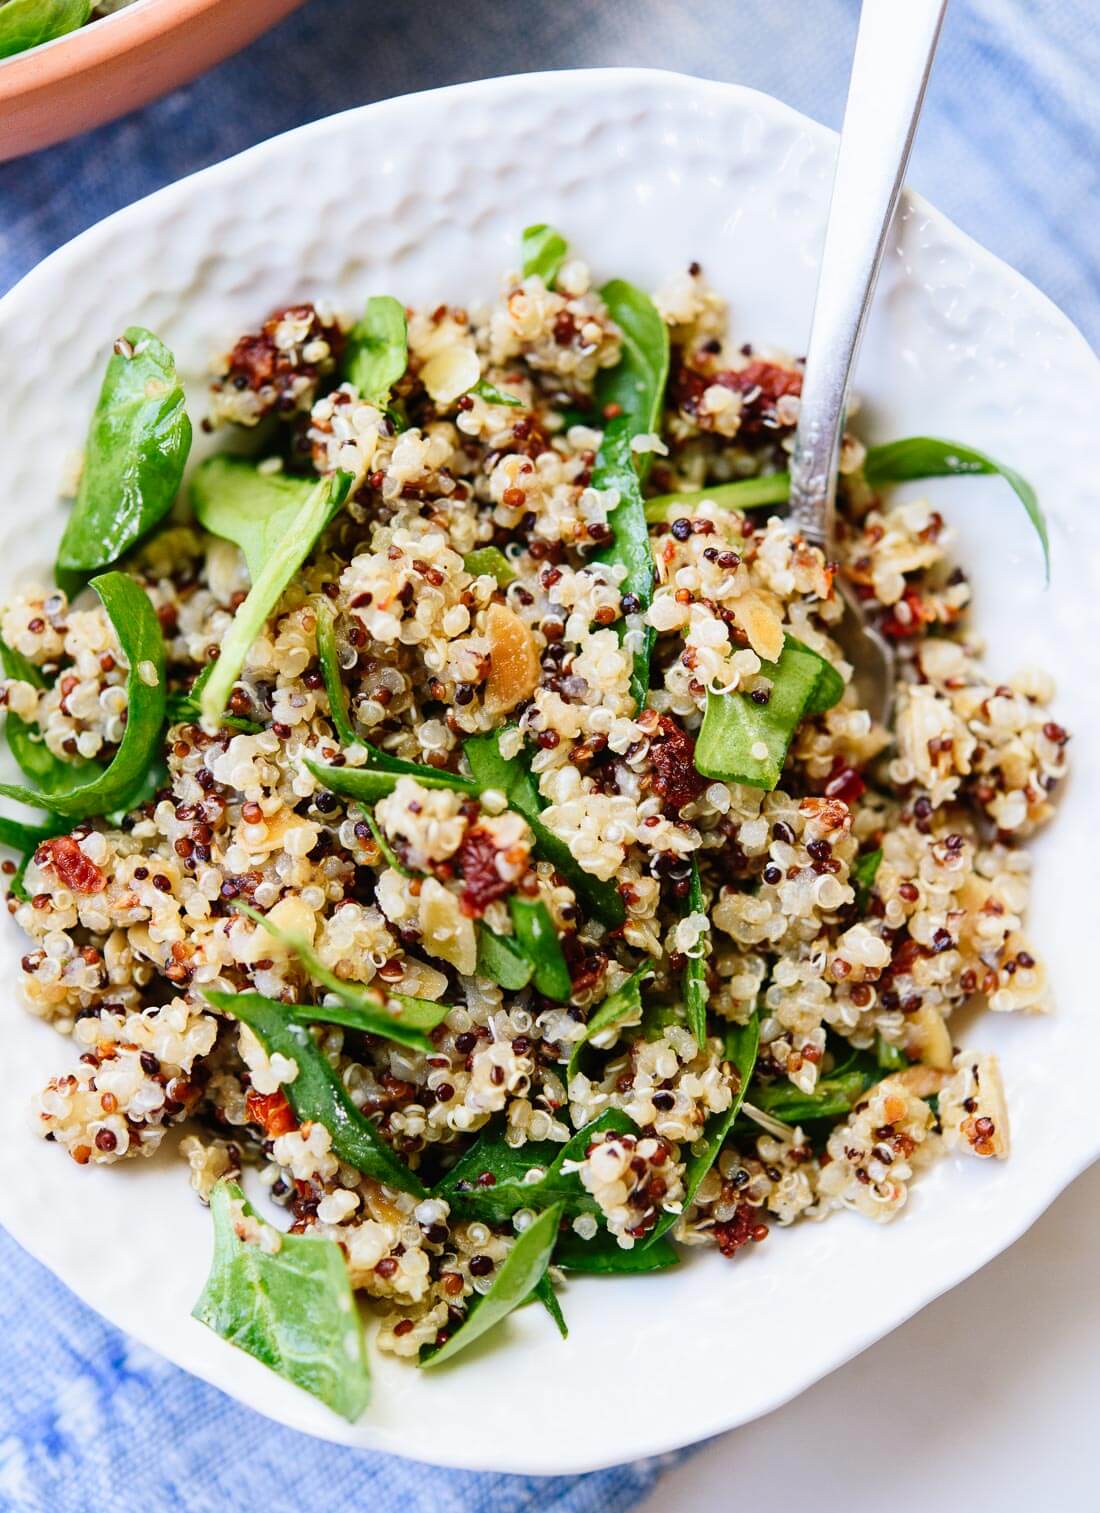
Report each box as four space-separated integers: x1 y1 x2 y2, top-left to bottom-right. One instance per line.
34 836 106 895
245 1089 298 1137
221 303 344 414
457 825 512 917
648 715 705 812
823 758 867 804
880 586 935 639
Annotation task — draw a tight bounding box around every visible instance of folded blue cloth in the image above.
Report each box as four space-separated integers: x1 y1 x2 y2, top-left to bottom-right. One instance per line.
0 2 1095 1508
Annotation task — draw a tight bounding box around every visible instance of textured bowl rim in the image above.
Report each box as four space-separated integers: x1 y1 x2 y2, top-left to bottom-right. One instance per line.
0 67 1097 1474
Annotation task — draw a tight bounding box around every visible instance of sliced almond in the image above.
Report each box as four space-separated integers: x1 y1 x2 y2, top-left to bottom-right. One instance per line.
734 588 785 663
483 601 540 716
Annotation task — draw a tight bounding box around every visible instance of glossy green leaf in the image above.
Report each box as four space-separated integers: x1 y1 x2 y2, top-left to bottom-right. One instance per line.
206 990 426 1195
57 327 191 588
462 547 516 585
553 1227 680 1274
532 1274 568 1339
567 964 653 1081
0 573 166 817
345 295 408 406
470 379 524 409
305 755 477 801
643 1013 760 1249
167 660 263 735
314 598 358 747
521 224 568 287
233 903 450 1052
644 473 791 523
851 846 883 913
683 858 708 1048
508 895 571 1002
0 637 95 792
421 1204 562 1368
695 639 824 791
193 1180 370 1422
361 807 410 875
751 1053 879 1124
191 456 316 583
200 470 353 723
463 730 624 927
0 0 90 56
875 1032 907 1072
475 922 533 990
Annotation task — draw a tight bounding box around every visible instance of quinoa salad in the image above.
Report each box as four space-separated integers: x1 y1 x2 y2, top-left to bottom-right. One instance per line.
0 224 1065 1418
0 0 136 62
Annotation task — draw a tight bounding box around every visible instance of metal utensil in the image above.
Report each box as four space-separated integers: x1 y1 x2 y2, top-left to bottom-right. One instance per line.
789 0 948 724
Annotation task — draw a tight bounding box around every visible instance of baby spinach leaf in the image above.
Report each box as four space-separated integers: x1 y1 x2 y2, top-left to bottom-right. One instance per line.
470 379 523 409
532 1274 568 1339
864 436 1049 580
694 639 826 791
200 470 353 723
644 474 791 523
0 573 166 817
314 598 358 747
361 807 410 875
521 224 568 287
463 730 625 927
0 0 90 57
751 1053 879 1124
475 922 533 990
421 1204 562 1368
642 1013 760 1250
436 1109 635 1224
554 1227 680 1274
191 457 316 582
463 546 516 585
592 279 669 709
193 1180 370 1422
683 858 709 1048
167 661 262 735
345 296 408 405
205 989 426 1196
567 963 653 1081
57 328 191 590
0 637 93 792
508 895 571 1002
851 846 883 912
233 902 449 1052
306 755 478 800
875 1032 907 1072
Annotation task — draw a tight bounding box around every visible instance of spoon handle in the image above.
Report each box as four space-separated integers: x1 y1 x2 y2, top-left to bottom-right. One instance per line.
789 0 948 545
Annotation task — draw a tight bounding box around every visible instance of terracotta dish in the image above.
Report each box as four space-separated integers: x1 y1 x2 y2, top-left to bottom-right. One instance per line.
0 0 306 162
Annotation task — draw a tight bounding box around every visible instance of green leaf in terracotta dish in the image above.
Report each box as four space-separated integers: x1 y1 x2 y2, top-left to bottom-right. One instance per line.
205 989 426 1196
0 0 91 58
0 572 166 818
56 327 191 591
199 469 352 723
193 1180 370 1422
345 296 408 405
420 1204 562 1368
521 224 568 287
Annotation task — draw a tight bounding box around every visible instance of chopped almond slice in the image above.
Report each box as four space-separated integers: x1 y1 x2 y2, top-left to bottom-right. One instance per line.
734 588 785 663
483 601 539 716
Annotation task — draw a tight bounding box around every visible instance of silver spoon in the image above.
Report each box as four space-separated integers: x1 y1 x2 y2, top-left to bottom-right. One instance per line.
788 0 948 725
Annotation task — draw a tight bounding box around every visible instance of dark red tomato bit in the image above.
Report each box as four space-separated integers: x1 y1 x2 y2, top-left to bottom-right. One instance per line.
823 758 866 804
245 1089 298 1137
456 825 512 917
648 715 705 812
34 836 106 895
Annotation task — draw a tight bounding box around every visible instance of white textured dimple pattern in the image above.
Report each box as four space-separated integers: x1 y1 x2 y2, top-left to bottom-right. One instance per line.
0 70 1096 1475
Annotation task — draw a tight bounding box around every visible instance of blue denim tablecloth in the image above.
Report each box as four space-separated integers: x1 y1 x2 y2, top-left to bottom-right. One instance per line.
0 3 1096 1510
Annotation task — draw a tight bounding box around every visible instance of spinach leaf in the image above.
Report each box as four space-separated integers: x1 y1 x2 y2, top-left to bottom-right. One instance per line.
643 436 1048 575
0 0 90 57
345 296 408 405
567 964 653 1081
475 922 533 990
795 637 845 715
463 730 625 927
436 1109 635 1223
521 224 568 287
0 573 166 817
695 638 835 791
361 808 410 875
553 1227 680 1274
191 456 316 582
683 858 709 1048
642 1013 760 1249
751 1055 879 1123
508 895 571 1001
532 1274 568 1339
206 990 426 1196
314 598 358 747
592 279 670 710
463 547 516 585
470 380 523 409
167 661 262 735
234 902 449 1052
0 814 65 901
421 1203 562 1368
305 756 477 800
200 471 353 723
864 437 1049 580
0 637 94 792
193 1180 370 1422
57 328 191 591
851 846 883 912
644 474 790 523
875 1032 907 1072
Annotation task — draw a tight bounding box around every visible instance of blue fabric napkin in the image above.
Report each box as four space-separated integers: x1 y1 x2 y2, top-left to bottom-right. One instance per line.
0 3 1096 1509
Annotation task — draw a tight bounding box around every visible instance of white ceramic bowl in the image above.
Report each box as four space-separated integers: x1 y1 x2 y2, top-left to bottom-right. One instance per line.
0 69 1097 1475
